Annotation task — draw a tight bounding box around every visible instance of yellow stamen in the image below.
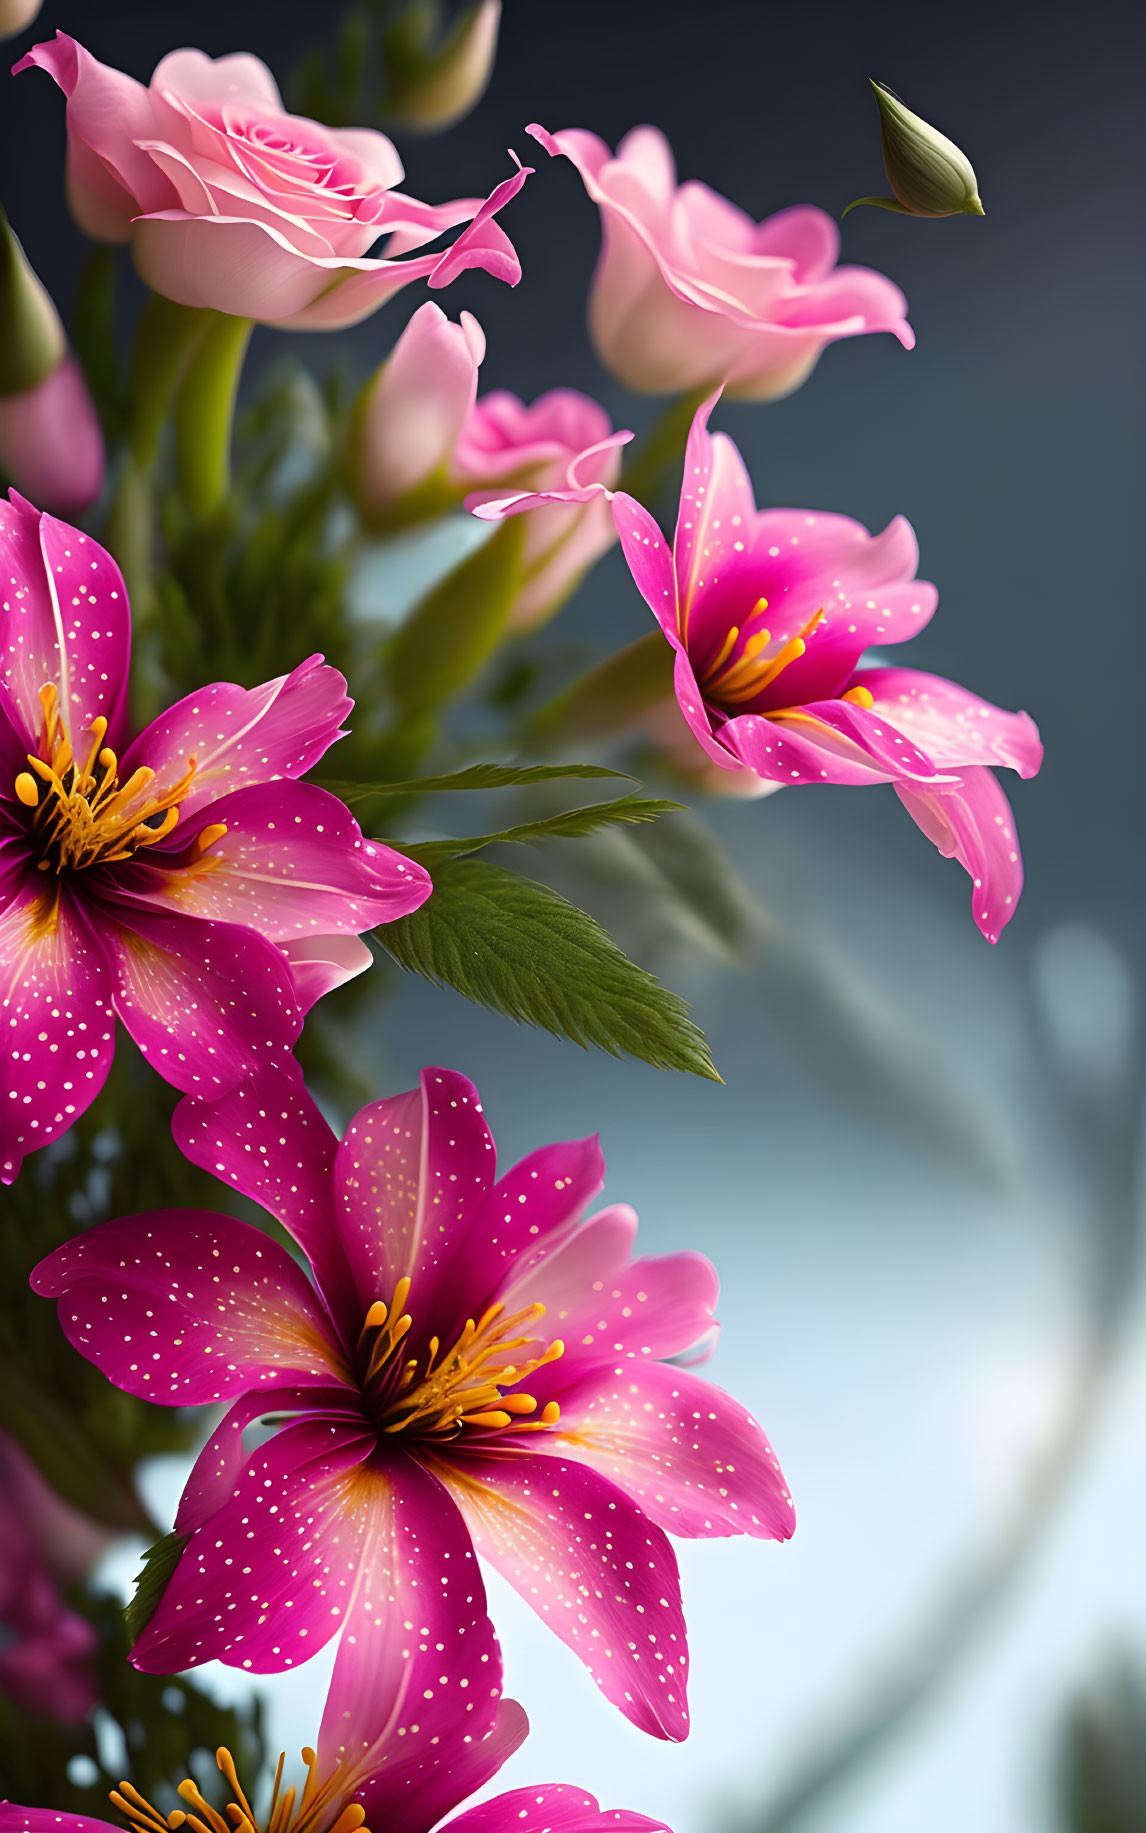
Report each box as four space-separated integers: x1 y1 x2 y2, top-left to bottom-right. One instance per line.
702 604 826 709
357 1277 564 1441
14 682 199 875
843 683 874 709
112 1747 374 1833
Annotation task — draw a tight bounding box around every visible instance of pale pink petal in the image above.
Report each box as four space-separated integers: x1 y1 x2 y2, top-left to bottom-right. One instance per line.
149 47 283 112
427 159 531 290
282 934 374 1012
431 1451 688 1740
99 898 301 1097
121 655 350 820
14 33 171 237
613 125 677 207
359 302 485 506
554 1362 793 1541
0 360 105 519
0 494 130 753
131 210 352 320
751 204 839 282
171 1063 357 1333
498 1206 720 1377
858 667 1043 777
135 780 431 939
895 766 1025 944
31 1209 349 1404
509 492 621 631
444 1788 668 1833
334 1068 497 1320
0 879 115 1185
131 1416 376 1673
318 1457 506 1828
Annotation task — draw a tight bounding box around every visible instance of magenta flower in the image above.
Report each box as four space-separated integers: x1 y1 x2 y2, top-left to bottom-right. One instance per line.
15 35 529 331
527 124 912 399
32 1063 793 1740
476 396 1042 941
0 494 430 1181
0 1526 668 1833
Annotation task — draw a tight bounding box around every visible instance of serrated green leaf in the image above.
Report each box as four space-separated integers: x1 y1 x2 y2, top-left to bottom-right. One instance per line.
328 761 634 802
399 794 685 868
377 857 720 1080
125 1530 190 1646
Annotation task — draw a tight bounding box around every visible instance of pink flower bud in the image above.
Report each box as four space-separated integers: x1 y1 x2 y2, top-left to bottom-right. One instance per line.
351 302 485 520
0 357 104 514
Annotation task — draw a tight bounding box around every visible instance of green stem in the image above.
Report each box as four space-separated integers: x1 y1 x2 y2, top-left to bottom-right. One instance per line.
174 312 254 521
618 385 711 508
101 293 210 612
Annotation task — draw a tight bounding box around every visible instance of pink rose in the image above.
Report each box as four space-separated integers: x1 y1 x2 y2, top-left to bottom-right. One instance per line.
15 33 529 329
527 123 913 399
354 301 631 629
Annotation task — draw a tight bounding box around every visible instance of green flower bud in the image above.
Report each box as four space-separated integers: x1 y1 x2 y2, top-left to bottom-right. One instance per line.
844 80 985 220
382 0 501 134
0 208 67 396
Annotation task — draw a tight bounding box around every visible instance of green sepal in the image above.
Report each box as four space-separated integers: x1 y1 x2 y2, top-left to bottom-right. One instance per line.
0 207 66 395
527 629 676 746
388 516 527 717
125 1529 192 1646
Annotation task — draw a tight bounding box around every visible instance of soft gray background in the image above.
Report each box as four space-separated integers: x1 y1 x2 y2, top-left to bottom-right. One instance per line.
5 2 1143 1829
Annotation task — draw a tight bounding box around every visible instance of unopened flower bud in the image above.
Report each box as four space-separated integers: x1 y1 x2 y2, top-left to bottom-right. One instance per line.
0 0 43 41
382 0 501 132
844 80 985 220
0 208 66 395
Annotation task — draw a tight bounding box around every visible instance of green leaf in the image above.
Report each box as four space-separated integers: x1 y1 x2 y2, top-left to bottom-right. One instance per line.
388 517 526 716
125 1530 191 1646
400 794 685 868
377 857 720 1080
328 761 635 802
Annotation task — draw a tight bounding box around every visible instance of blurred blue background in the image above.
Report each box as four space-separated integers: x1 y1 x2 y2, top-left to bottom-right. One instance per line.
5 1 1144 1829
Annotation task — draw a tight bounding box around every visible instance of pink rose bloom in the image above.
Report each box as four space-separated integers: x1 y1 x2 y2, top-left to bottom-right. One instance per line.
0 494 430 1182
0 1436 99 1724
34 1063 793 1740
14 34 529 329
527 123 913 399
474 395 1043 942
0 357 104 516
354 301 630 629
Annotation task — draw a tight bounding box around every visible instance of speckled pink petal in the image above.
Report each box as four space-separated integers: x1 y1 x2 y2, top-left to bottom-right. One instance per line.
0 876 115 1185
100 898 301 1098
31 1209 349 1405
553 1361 793 1542
390 1705 530 1833
171 1063 357 1333
435 1135 606 1341
672 394 755 624
430 1452 688 1740
497 1205 720 1376
610 492 679 641
333 1068 497 1322
0 495 131 752
895 766 1025 944
175 1382 362 1534
443 1789 669 1833
120 655 351 822
0 1810 114 1833
725 697 952 789
140 780 431 940
858 668 1043 778
131 1414 377 1674
318 1457 506 1826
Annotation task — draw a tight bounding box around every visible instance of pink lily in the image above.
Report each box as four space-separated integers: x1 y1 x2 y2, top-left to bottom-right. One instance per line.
474 395 1043 942
0 494 430 1181
32 1063 793 1740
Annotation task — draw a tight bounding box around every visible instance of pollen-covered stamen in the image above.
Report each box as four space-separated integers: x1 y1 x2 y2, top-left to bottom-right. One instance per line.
110 1745 372 1833
701 600 827 709
356 1280 564 1439
15 682 197 873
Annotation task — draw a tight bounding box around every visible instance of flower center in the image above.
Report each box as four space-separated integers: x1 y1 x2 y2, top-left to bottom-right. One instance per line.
699 599 826 709
13 684 219 874
111 1745 369 1833
355 1276 565 1439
